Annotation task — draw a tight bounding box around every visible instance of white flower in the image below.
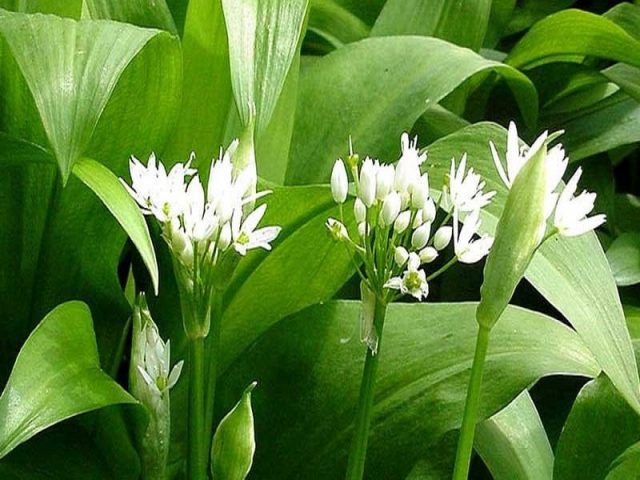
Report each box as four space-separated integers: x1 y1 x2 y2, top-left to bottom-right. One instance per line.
490 122 568 211
232 204 282 255
394 246 409 266
395 133 426 192
357 221 367 238
354 198 367 223
183 177 219 242
358 157 377 207
453 210 494 264
411 222 431 250
553 167 606 236
445 154 495 212
123 153 194 223
331 159 348 204
422 198 436 223
411 173 430 209
380 191 401 227
384 253 429 300
394 211 411 234
433 226 453 251
327 217 350 242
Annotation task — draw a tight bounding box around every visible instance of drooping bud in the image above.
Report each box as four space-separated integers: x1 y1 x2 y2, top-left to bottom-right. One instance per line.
394 211 411 234
331 159 348 204
326 218 350 241
394 246 409 266
412 222 431 250
433 226 453 251
419 246 439 263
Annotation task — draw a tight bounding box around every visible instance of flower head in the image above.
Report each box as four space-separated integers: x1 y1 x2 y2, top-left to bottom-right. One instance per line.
444 154 496 212
232 204 282 255
553 167 606 236
453 209 494 264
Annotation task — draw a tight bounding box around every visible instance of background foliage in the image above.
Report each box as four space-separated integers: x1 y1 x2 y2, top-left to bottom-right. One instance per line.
0 0 639 478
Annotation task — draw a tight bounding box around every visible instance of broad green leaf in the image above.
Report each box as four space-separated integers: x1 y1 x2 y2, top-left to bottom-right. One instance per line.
211 382 256 480
372 0 492 51
0 422 114 480
604 2 640 40
483 0 516 48
82 0 177 33
285 36 537 185
475 391 554 480
0 301 136 459
552 92 640 162
0 10 176 182
607 232 640 287
625 305 640 340
164 0 233 161
0 0 81 17
554 375 640 480
606 441 640 479
507 9 640 70
222 0 309 134
72 157 159 294
219 301 599 479
477 143 547 329
504 0 576 37
425 122 640 412
308 0 369 49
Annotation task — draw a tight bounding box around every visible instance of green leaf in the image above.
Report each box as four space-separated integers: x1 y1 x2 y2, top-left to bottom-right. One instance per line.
0 0 81 17
554 375 640 480
372 0 492 51
477 143 547 329
222 0 309 134
164 0 233 161
0 301 136 459
606 441 640 480
285 36 537 185
607 232 640 287
475 391 554 480
218 301 598 478
0 10 176 182
307 0 369 49
425 122 640 413
211 382 257 480
82 0 177 32
506 9 640 70
72 157 158 294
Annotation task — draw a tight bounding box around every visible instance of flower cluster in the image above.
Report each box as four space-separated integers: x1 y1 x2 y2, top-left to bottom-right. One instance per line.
327 133 495 306
490 122 606 238
123 141 281 269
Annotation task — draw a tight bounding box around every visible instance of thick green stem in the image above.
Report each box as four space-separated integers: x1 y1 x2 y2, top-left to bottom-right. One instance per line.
345 297 387 480
204 288 224 457
188 337 207 480
452 325 491 480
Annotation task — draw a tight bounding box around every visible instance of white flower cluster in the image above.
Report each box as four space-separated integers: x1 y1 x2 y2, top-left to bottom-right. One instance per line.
491 122 606 238
327 133 495 302
122 141 281 269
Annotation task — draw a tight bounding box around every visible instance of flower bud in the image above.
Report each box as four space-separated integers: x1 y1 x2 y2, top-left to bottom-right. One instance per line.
394 211 411 234
331 159 348 204
380 192 401 227
423 198 436 223
394 246 409 266
376 165 395 200
218 222 232 251
419 246 438 263
326 218 349 241
413 209 424 229
358 158 377 207
354 198 367 223
358 222 367 238
433 226 453 250
411 175 429 209
412 222 431 249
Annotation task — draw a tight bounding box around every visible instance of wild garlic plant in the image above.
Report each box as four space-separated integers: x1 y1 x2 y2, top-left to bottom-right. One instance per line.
122 138 280 479
327 133 495 479
129 294 183 480
453 122 606 480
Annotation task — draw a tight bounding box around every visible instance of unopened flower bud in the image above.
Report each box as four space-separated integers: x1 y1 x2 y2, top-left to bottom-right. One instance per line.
376 165 395 200
331 159 348 204
218 222 232 251
326 218 349 241
358 158 376 207
433 226 453 250
423 198 436 223
358 222 367 238
413 209 424 229
394 211 411 234
419 246 438 263
380 192 401 227
412 222 431 249
394 246 409 266
354 198 367 223
411 175 429 209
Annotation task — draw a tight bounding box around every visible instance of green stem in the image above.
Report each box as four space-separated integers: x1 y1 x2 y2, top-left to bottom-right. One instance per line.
345 297 387 480
188 336 207 480
204 288 224 457
452 325 491 480
426 255 458 282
